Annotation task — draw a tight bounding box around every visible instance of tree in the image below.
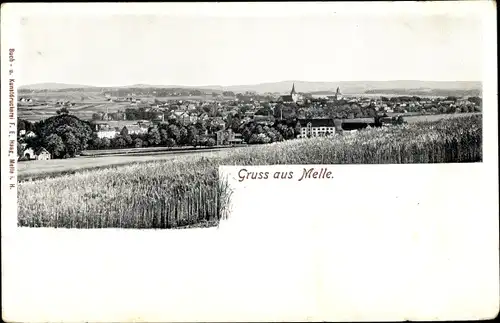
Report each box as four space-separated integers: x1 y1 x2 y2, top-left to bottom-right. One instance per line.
166 138 176 147
44 134 65 158
100 137 111 149
112 136 127 148
18 119 26 132
89 134 102 150
17 141 23 158
159 129 169 145
57 107 70 115
147 128 161 146
167 124 181 143
294 122 301 137
62 132 80 157
179 127 189 145
134 138 143 148
285 127 295 139
187 125 199 146
120 126 129 137
123 134 133 146
206 138 216 147
36 114 93 156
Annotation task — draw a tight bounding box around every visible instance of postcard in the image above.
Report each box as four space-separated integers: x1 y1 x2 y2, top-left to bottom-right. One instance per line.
1 2 498 322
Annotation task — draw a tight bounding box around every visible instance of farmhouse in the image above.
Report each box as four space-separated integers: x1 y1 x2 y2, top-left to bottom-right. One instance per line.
297 118 336 138
35 148 51 160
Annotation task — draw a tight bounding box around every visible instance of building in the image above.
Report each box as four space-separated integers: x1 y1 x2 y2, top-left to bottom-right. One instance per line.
19 147 51 160
25 131 37 138
279 83 303 103
297 118 336 138
253 115 275 126
335 87 343 100
126 125 148 135
21 148 35 160
35 148 51 160
97 130 118 139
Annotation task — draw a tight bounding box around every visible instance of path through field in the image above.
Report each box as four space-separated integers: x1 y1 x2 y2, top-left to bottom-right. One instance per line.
17 148 242 180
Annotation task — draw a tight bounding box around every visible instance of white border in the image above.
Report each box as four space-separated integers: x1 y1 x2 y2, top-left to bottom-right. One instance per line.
1 2 498 322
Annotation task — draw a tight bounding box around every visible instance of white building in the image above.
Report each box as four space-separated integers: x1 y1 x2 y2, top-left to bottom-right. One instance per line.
97 130 118 139
35 148 51 160
297 119 336 138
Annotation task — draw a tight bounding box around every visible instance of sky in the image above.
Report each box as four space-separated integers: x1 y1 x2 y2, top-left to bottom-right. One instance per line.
18 9 484 87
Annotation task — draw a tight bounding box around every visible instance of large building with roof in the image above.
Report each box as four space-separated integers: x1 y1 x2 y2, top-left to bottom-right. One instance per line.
297 118 338 138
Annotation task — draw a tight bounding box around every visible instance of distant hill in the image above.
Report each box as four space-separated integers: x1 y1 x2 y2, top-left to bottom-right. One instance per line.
19 83 97 90
222 80 482 94
19 80 481 95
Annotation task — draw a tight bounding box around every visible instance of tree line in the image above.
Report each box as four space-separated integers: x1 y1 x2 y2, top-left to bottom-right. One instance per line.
17 113 305 159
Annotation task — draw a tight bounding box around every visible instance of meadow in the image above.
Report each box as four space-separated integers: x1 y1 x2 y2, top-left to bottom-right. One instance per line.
18 148 234 181
18 114 482 229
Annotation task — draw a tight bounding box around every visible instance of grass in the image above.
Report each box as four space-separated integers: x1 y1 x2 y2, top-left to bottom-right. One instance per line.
18 114 482 229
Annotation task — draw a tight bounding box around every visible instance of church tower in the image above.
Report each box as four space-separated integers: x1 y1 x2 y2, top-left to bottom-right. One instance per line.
291 83 299 103
335 86 342 100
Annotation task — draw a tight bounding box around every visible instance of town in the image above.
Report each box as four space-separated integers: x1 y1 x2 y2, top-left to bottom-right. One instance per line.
17 84 482 161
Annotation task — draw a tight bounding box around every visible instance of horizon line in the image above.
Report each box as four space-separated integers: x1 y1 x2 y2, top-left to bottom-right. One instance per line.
18 79 483 88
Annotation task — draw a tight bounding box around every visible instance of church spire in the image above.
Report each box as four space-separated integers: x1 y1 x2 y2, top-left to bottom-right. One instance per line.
291 83 296 95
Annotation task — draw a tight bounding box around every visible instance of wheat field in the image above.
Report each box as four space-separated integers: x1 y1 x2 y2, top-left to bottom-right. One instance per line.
18 114 482 229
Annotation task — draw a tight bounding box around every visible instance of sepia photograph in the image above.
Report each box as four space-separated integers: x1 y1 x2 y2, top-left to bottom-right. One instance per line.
2 2 498 322
14 6 484 230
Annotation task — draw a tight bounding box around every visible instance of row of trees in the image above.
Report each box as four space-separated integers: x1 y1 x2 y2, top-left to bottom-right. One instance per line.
18 112 306 159
87 121 218 150
238 119 300 145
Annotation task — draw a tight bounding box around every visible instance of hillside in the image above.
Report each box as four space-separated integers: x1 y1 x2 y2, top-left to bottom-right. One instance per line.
19 83 97 90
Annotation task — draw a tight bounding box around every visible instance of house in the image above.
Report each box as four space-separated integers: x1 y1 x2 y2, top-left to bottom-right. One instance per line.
150 111 165 123
19 129 26 137
25 131 37 138
210 117 226 129
253 115 275 126
297 118 336 138
198 113 209 122
189 113 198 124
19 147 51 160
35 148 51 160
244 111 256 118
175 111 191 125
21 148 35 160
126 125 148 135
